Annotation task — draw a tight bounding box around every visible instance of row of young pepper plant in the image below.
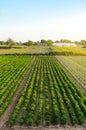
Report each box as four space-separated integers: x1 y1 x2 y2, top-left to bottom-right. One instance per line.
0 55 34 116
56 56 86 89
9 56 86 126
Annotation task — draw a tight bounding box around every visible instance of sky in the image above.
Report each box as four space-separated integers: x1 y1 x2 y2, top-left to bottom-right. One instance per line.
0 0 86 42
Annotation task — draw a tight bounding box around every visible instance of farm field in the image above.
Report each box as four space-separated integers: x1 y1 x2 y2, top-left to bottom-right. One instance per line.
56 56 86 90
0 55 86 130
0 46 51 54
50 46 86 55
0 55 34 117
0 45 86 56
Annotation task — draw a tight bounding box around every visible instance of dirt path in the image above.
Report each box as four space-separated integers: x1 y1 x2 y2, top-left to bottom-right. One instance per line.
55 56 86 95
1 125 86 130
0 57 36 130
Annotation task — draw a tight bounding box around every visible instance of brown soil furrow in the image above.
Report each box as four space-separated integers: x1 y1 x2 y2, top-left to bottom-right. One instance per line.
1 125 85 130
0 57 36 130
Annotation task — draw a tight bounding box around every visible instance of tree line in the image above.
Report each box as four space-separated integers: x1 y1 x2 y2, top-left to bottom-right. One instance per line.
0 38 86 47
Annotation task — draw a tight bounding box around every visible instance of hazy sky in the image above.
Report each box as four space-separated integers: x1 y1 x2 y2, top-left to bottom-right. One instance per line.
0 0 86 41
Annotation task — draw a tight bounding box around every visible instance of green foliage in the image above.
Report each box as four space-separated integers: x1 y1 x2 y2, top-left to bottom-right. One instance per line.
28 118 33 126
27 40 33 46
6 38 16 47
40 39 47 45
46 40 53 46
60 39 71 43
49 46 86 56
6 56 86 127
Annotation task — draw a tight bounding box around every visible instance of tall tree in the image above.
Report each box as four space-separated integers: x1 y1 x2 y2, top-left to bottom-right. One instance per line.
60 39 71 43
46 40 53 46
27 40 33 46
40 39 46 45
6 38 16 47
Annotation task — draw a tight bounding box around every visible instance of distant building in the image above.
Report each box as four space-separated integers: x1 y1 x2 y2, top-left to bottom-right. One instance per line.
53 43 77 47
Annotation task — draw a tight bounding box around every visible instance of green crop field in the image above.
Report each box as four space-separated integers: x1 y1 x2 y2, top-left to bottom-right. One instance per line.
50 46 86 55
56 56 86 89
0 55 34 116
0 55 86 130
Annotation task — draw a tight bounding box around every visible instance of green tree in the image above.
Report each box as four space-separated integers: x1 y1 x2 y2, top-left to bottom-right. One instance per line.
6 38 16 47
0 41 5 45
60 39 71 43
80 40 86 45
40 39 46 45
34 41 40 45
46 40 53 46
27 40 33 46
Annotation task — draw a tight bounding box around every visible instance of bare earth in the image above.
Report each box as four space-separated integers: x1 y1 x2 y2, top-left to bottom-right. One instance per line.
1 125 86 130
